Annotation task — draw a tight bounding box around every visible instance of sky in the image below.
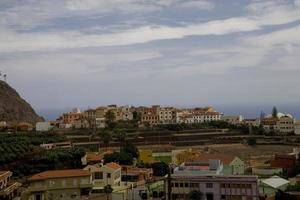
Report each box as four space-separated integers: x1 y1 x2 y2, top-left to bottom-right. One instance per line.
0 0 300 119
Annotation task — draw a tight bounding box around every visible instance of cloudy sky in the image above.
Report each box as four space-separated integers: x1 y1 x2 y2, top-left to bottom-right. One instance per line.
1 0 300 118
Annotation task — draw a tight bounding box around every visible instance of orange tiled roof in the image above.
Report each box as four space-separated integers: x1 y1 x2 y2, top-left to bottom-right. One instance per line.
105 162 121 170
28 169 91 181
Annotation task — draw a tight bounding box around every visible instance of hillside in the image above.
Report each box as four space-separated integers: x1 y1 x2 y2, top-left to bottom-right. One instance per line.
0 80 43 124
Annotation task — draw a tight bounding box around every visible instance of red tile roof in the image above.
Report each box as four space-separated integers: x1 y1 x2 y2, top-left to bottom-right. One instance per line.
105 163 121 170
28 169 91 181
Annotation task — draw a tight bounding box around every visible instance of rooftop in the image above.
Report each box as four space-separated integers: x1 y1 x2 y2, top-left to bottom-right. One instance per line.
28 169 91 181
261 176 290 189
105 162 121 170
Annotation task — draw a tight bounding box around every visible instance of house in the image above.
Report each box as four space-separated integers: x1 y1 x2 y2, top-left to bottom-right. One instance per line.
180 153 245 175
121 166 153 186
83 162 121 189
40 142 72 150
167 174 259 200
228 157 246 175
221 115 243 125
174 160 224 176
271 154 296 169
243 118 261 127
17 122 33 131
260 176 290 197
36 121 52 132
0 171 21 200
81 151 112 166
27 169 92 200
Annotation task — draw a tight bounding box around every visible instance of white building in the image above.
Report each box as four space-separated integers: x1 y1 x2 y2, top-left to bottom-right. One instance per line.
221 116 243 125
158 107 176 124
36 121 52 132
294 121 300 135
276 115 295 133
83 162 121 189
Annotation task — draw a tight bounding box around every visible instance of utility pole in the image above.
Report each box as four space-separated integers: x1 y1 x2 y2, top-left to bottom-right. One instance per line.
167 165 172 200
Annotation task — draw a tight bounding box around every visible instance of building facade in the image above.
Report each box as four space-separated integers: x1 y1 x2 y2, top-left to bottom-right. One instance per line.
0 171 21 200
83 163 121 189
27 169 92 200
167 175 259 200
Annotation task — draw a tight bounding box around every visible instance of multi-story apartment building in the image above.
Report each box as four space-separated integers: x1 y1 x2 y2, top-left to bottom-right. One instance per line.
158 107 177 124
261 114 295 133
276 115 295 133
116 106 133 121
0 171 21 200
27 169 92 200
167 175 259 200
141 106 160 126
176 108 222 124
57 108 84 128
83 162 121 189
167 161 258 200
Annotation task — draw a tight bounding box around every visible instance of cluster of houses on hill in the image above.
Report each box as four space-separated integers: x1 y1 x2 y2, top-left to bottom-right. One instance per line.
53 105 223 129
223 112 300 134
1 105 299 135
4 147 300 200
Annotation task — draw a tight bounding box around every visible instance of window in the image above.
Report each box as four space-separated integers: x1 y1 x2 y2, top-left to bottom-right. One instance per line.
206 183 213 188
94 172 103 179
175 183 179 188
35 194 42 200
185 183 189 187
61 180 66 187
180 183 184 188
107 173 111 178
73 179 78 186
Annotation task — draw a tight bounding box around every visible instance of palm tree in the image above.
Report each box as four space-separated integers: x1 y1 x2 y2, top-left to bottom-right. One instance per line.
189 190 203 200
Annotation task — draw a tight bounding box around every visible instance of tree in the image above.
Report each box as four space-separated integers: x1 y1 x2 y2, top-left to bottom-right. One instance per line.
104 185 113 200
272 106 278 118
247 137 256 146
100 130 112 150
115 130 127 150
152 162 170 177
123 142 139 159
275 190 297 200
104 152 133 165
189 190 203 200
105 110 116 129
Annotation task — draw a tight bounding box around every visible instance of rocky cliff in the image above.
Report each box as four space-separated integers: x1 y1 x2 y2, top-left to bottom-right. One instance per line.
0 80 43 124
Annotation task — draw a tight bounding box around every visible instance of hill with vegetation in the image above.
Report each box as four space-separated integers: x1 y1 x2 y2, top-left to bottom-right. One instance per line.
0 80 43 124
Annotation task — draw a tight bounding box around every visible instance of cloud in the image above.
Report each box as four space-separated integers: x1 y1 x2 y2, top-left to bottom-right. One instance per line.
246 0 300 26
178 0 214 10
244 25 300 46
0 17 259 53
